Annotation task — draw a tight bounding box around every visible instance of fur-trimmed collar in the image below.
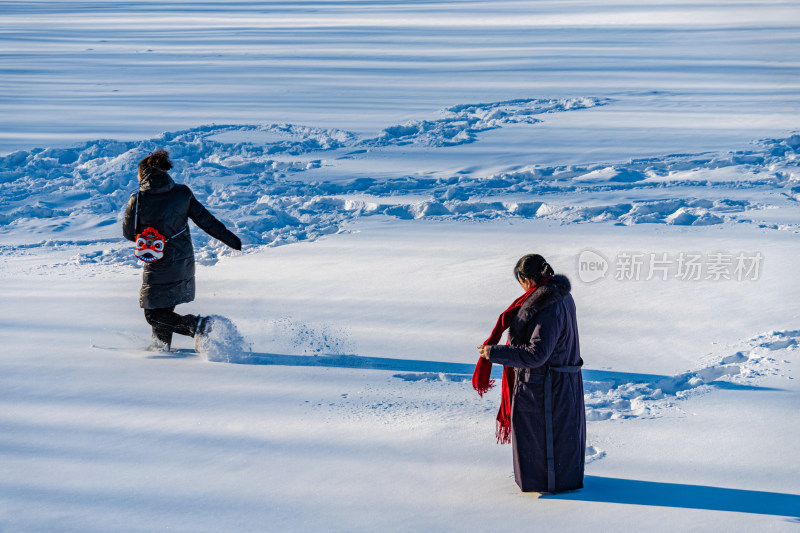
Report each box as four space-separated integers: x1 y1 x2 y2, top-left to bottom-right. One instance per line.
139 167 174 194
515 274 572 324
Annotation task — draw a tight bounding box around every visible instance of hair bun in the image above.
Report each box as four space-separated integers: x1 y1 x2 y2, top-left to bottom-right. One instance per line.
138 148 173 173
514 254 553 283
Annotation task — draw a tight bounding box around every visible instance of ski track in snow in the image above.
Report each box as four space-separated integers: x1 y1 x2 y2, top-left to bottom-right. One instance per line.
1 96 799 267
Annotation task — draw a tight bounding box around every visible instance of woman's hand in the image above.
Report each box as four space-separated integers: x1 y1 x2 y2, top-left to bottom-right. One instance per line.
477 344 492 360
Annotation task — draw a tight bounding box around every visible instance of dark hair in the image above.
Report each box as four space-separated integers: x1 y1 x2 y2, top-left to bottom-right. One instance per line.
138 148 173 173
514 254 554 284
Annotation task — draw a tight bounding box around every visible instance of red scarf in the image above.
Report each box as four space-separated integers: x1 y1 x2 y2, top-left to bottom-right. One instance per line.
473 277 550 444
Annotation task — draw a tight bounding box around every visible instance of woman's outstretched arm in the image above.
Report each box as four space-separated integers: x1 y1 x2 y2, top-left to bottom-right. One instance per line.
187 194 242 250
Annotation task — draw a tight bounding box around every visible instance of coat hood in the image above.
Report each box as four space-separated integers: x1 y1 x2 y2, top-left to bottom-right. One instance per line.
139 167 175 194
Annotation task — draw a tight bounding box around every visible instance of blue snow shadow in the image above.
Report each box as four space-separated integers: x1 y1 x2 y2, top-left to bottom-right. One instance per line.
580 369 778 392
243 352 481 375
552 476 800 519
148 350 197 360
234 352 776 391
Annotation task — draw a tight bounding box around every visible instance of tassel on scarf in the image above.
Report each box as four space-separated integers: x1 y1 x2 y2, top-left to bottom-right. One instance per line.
472 356 494 396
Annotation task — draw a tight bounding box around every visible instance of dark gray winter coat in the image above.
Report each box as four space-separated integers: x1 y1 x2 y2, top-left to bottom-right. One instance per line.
122 168 241 309
488 274 585 493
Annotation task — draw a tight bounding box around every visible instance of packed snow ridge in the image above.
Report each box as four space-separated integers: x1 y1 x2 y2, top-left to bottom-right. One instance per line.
1 96 798 265
366 97 607 147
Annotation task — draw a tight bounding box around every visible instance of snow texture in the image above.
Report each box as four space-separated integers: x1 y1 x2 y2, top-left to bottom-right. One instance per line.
259 317 356 357
2 106 798 266
194 315 250 363
582 330 800 421
2 1 799 531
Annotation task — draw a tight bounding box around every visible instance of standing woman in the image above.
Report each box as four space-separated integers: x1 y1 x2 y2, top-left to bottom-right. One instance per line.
122 149 242 350
474 254 585 493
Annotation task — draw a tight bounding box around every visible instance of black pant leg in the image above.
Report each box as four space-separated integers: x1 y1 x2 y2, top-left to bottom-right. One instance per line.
152 326 174 347
145 307 174 347
144 307 199 347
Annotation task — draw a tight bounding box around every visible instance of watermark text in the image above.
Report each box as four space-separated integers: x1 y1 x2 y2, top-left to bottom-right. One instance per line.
577 250 763 283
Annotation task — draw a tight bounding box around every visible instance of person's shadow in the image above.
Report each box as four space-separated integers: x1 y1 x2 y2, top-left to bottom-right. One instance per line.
176 350 776 392
551 476 800 519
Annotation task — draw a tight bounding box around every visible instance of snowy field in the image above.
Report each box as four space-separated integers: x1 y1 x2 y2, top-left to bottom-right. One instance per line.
1 1 800 531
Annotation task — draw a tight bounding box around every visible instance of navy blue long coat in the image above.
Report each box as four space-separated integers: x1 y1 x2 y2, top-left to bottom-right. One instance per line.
122 168 240 309
487 274 585 493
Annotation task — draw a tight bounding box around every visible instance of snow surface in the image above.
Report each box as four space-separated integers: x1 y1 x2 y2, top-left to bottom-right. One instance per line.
1 0 799 532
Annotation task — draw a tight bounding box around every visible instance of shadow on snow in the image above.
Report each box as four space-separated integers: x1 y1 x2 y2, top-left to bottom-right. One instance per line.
552 476 800 519
156 350 779 392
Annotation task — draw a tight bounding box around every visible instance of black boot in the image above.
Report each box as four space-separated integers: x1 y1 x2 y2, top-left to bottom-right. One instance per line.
151 327 173 351
194 316 213 352
196 316 213 337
